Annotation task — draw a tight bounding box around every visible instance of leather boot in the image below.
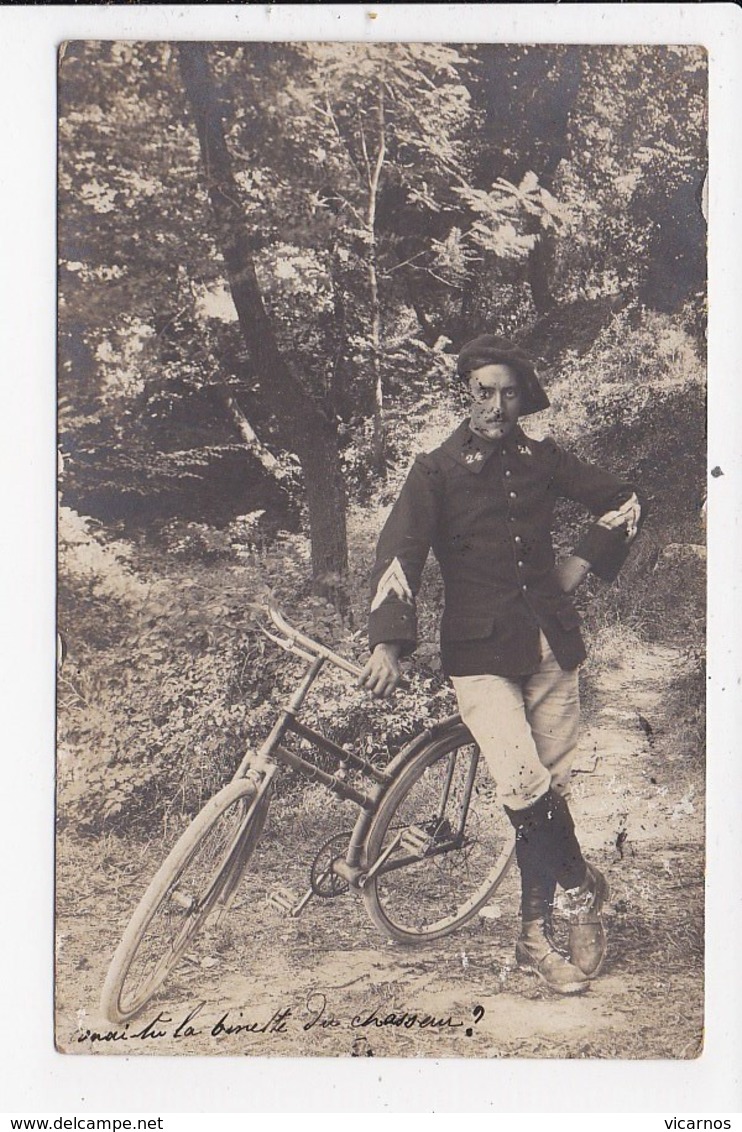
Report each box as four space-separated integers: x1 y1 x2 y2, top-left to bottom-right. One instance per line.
505 788 587 892
515 919 589 995
519 860 557 926
563 862 610 977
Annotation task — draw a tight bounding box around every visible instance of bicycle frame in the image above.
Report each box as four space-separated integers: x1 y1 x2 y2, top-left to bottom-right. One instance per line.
231 607 477 896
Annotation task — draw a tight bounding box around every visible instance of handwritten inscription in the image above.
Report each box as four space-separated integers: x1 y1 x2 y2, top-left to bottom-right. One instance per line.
303 991 342 1031
211 1007 292 1037
77 993 471 1045
351 1006 462 1030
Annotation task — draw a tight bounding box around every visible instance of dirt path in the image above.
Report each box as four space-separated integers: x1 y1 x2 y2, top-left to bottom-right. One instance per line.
56 640 704 1059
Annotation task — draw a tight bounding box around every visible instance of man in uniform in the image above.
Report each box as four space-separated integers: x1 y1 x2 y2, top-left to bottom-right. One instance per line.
359 334 643 995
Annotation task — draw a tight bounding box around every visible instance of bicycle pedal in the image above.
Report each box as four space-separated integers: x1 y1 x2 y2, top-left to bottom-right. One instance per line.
400 825 432 854
267 887 299 913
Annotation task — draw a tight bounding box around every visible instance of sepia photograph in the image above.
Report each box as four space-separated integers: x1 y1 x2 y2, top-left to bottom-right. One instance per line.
55 36 708 1062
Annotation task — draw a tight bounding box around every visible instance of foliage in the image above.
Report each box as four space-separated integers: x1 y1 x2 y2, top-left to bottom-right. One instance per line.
456 171 571 259
551 46 706 309
546 307 705 533
57 507 449 832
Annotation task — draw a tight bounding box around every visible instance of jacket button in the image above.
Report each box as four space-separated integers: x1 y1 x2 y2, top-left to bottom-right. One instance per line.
504 470 512 478
514 535 522 544
521 584 528 591
509 491 517 499
517 560 524 568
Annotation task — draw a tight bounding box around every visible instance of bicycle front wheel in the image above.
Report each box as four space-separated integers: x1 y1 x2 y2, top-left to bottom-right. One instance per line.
362 726 515 943
101 778 268 1023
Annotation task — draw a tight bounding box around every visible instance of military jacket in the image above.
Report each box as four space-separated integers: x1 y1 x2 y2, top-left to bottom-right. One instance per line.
368 421 641 677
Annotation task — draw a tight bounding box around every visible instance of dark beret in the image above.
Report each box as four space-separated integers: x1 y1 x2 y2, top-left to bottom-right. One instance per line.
456 334 550 415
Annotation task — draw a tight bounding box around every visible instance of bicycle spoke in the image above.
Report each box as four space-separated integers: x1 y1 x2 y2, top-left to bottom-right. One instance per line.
364 732 514 940
103 784 263 1021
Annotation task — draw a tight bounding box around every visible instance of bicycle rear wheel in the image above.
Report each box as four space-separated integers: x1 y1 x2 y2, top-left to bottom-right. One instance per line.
101 778 268 1023
362 725 514 943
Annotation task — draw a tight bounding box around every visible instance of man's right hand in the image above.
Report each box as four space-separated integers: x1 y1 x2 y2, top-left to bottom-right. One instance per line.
358 642 403 698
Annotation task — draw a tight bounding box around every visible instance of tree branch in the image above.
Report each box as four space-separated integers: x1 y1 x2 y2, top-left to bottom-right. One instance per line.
319 96 364 185
358 118 372 189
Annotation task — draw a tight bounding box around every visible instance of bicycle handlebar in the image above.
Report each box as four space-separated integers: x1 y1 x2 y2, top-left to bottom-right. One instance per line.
266 605 365 680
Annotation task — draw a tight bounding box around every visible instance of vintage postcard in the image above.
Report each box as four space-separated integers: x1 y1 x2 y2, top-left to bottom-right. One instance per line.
55 35 707 1064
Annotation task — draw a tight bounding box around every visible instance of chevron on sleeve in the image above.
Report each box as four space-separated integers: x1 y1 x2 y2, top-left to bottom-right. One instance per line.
370 557 414 612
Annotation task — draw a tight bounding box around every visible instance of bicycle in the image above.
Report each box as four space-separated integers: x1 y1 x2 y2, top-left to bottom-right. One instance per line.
100 606 515 1023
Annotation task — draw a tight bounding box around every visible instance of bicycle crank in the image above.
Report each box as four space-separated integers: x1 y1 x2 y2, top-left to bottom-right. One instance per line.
309 831 353 898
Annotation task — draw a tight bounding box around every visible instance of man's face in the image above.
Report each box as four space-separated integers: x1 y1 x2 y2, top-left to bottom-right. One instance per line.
467 363 523 441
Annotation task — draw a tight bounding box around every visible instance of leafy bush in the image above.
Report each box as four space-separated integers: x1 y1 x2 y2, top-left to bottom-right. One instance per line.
57 501 454 834
546 308 705 508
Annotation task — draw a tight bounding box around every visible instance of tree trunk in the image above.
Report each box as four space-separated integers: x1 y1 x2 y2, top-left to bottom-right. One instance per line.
178 43 349 600
302 440 350 585
403 275 445 347
369 257 385 472
363 78 387 475
527 231 556 315
327 245 351 421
